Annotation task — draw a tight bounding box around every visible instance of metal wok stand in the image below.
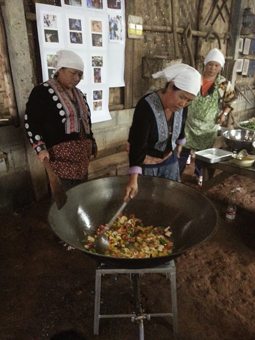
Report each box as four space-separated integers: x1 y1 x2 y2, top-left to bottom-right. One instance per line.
94 260 178 340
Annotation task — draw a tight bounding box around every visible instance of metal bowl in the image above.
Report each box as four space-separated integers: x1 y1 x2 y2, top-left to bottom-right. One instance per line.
232 157 255 168
223 129 255 152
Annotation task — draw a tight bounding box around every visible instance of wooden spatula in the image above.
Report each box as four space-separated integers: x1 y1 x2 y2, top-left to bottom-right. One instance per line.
43 158 67 210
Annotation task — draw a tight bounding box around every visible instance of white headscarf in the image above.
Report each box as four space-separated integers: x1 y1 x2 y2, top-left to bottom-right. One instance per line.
204 48 225 68
152 63 201 96
54 50 84 72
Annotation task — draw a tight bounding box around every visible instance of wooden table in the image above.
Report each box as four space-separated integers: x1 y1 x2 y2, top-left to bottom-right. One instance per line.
200 159 255 191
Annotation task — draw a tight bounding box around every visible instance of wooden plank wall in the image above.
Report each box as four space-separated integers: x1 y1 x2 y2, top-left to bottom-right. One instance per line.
0 6 18 126
2 0 239 123
127 0 235 106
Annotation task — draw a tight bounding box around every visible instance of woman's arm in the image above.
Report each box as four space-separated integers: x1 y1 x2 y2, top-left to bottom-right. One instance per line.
124 173 139 201
218 78 237 124
125 97 154 200
128 99 154 167
25 85 49 154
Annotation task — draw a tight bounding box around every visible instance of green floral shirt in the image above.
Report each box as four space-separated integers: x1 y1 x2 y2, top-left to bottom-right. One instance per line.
185 74 235 150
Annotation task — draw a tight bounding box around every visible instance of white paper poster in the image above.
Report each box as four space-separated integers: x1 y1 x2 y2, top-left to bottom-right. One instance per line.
107 3 126 87
35 0 125 123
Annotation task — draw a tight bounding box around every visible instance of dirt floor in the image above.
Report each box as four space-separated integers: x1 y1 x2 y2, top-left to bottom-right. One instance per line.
1 161 255 340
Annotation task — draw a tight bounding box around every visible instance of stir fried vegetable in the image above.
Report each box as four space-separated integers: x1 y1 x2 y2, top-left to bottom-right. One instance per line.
83 215 174 258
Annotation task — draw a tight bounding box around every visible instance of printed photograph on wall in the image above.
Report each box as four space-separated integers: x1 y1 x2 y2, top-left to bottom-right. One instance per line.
93 100 103 111
48 68 56 79
93 68 102 83
70 31 83 44
92 33 103 47
93 90 102 100
87 0 103 9
64 0 82 6
92 56 103 67
91 20 102 33
43 14 58 28
44 29 59 43
108 15 123 41
69 18 82 31
47 54 56 68
107 0 121 9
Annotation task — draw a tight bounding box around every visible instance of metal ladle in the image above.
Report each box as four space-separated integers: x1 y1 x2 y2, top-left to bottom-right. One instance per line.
95 199 130 254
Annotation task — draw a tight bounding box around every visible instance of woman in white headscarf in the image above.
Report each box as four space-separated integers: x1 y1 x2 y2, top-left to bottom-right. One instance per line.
25 49 97 191
179 48 236 186
124 63 201 200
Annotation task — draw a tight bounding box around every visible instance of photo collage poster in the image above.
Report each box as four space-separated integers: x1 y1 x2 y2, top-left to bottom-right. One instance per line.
36 0 125 123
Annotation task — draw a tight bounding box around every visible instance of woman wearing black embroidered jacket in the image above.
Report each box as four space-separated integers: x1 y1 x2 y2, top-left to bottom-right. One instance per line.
25 50 97 190
124 63 201 201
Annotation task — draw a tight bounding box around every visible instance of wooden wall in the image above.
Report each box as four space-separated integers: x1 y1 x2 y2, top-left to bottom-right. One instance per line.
22 0 238 109
18 0 255 151
0 0 254 131
125 0 238 106
0 6 18 126
1 0 254 126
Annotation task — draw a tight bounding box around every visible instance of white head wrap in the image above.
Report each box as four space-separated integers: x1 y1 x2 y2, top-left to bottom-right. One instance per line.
54 50 84 72
204 48 225 67
152 63 201 96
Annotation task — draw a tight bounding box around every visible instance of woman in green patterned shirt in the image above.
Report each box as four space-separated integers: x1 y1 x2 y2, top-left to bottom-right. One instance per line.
179 48 236 186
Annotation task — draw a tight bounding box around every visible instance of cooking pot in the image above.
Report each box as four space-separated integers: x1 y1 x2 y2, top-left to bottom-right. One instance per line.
223 129 255 152
48 176 218 268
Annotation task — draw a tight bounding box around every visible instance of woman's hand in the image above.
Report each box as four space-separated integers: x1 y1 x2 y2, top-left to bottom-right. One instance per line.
217 109 229 125
176 144 183 158
37 150 50 163
124 173 138 201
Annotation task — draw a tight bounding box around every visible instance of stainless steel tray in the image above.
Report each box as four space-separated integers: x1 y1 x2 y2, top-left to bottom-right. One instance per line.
195 148 233 164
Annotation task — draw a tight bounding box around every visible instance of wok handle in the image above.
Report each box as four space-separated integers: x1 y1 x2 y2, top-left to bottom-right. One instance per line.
42 158 67 210
43 158 57 181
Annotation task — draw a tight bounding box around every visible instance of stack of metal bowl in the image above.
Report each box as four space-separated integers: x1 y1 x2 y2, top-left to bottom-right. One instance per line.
222 129 255 152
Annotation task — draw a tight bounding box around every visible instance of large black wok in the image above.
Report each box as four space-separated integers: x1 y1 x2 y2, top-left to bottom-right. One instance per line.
48 176 218 268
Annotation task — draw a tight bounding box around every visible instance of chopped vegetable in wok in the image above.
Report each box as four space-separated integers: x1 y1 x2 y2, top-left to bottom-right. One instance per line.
83 215 174 258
